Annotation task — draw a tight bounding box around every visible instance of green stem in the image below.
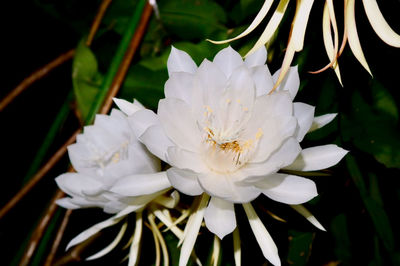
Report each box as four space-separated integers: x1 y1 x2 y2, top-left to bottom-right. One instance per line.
85 0 147 125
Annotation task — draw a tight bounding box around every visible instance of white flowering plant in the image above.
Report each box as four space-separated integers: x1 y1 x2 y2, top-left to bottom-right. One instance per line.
2 0 400 266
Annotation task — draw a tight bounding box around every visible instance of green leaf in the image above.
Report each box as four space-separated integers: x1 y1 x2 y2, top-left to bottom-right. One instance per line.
341 92 400 168
346 156 395 252
370 79 398 122
330 214 351 264
119 64 167 110
158 0 227 40
286 230 314 266
72 40 102 121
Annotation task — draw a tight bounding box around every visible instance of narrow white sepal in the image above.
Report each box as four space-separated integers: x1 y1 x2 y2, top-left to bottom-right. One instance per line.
152 208 184 240
86 221 128 260
128 211 143 266
66 213 125 250
149 213 169 266
211 236 221 266
242 203 281 266
291 204 326 231
179 194 210 266
233 228 241 266
308 113 337 132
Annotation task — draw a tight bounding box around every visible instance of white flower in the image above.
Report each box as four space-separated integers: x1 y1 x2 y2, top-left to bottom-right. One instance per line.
119 46 348 266
55 100 176 265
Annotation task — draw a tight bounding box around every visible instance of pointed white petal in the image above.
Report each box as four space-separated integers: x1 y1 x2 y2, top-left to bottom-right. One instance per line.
256 174 318 205
165 72 195 104
242 203 280 266
86 221 128 260
167 46 197 75
139 124 174 163
245 46 267 68
113 98 143 116
167 147 208 173
284 144 348 171
213 46 244 78
291 204 326 231
167 168 204 196
293 102 315 141
272 66 300 100
204 197 236 239
179 194 210 266
128 212 143 266
111 172 171 196
127 109 159 138
56 198 80 209
158 98 201 152
251 65 274 96
309 113 337 132
55 173 104 197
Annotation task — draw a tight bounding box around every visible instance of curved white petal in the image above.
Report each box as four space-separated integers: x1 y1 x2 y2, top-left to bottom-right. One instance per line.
56 197 80 209
165 72 195 104
204 197 236 239
255 173 318 204
309 113 337 132
284 144 348 171
139 124 174 163
167 46 197 75
110 172 171 196
113 98 143 116
291 204 326 231
251 65 274 96
198 173 260 203
245 46 267 68
293 102 315 141
56 173 104 197
242 203 280 266
167 146 209 173
158 98 201 152
213 46 244 78
243 138 301 180
167 168 203 196
272 66 300 100
127 109 159 138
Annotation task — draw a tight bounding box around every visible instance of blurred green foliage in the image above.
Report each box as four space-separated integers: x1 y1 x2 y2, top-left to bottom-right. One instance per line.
1 0 400 265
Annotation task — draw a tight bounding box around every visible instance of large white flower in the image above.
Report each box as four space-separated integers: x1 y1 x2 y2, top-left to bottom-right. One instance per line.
118 46 348 266
55 100 176 265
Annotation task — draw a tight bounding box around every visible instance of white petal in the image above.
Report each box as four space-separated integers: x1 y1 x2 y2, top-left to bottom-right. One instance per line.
284 144 348 171
291 204 326 231
293 102 315 141
309 113 337 132
255 173 318 205
113 98 143 116
158 98 201 152
139 124 174 163
167 46 197 75
110 172 170 196
243 138 301 179
55 173 104 197
165 72 195 104
198 173 260 203
204 197 236 239
272 66 300 100
167 168 203 196
242 203 280 266
180 194 210 266
167 146 208 173
213 46 244 78
251 65 274 96
56 197 80 209
127 109 159 138
245 46 267 68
